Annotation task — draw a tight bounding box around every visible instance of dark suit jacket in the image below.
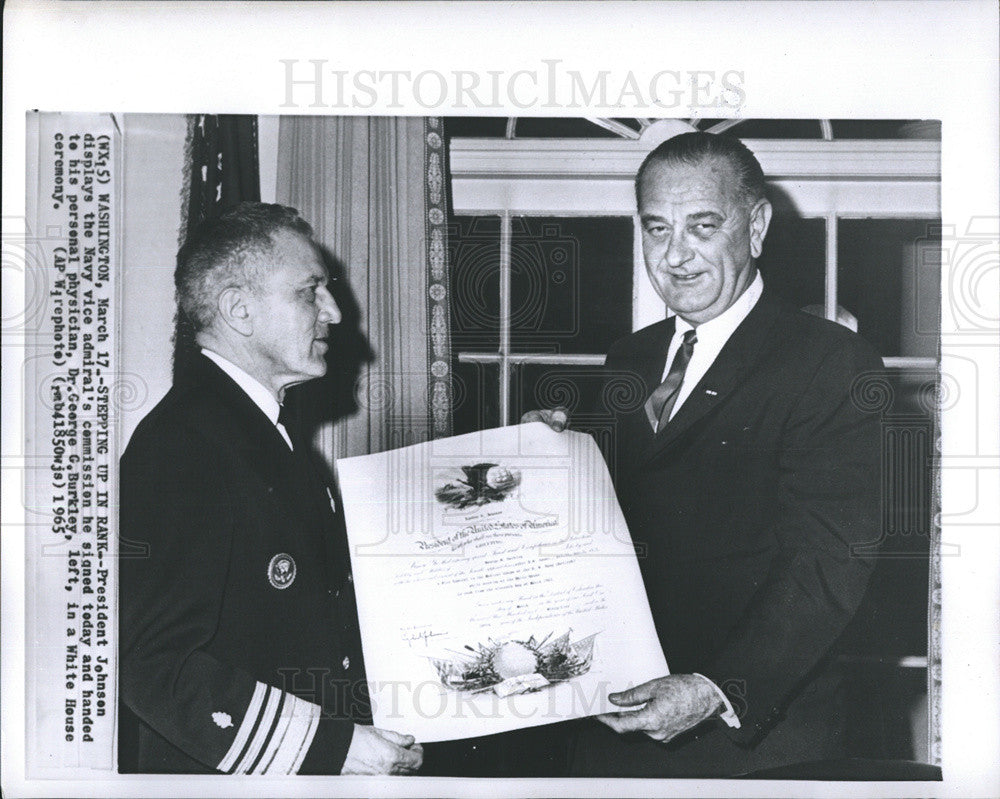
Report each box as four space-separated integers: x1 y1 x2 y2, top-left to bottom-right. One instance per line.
572 290 883 776
119 353 367 774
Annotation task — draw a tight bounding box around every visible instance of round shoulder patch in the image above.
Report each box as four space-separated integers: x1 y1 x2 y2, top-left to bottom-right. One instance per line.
267 553 296 589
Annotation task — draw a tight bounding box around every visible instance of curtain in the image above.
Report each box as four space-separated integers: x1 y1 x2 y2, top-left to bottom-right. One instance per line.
175 114 261 377
277 116 452 462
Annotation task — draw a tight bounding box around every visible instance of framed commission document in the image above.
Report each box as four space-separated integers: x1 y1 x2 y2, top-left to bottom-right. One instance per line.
337 422 668 742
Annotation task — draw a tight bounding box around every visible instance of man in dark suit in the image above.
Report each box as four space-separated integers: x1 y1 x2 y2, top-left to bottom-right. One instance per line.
119 203 423 775
528 132 882 776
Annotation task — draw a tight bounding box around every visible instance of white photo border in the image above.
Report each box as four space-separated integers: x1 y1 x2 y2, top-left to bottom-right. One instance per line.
3 2 998 797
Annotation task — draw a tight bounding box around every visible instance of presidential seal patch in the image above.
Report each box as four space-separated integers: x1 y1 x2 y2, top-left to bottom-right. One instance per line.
267 553 296 589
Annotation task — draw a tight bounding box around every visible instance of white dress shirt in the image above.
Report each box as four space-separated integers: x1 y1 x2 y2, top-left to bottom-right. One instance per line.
201 348 294 450
657 271 764 428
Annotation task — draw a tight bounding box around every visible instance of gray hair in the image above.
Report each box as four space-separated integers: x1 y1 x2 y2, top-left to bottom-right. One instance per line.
175 202 313 334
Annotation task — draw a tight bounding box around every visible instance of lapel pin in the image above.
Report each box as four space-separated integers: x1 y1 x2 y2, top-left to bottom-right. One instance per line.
705 389 718 396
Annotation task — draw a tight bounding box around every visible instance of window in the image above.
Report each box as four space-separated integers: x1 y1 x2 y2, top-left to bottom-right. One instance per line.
450 215 633 432
448 122 941 426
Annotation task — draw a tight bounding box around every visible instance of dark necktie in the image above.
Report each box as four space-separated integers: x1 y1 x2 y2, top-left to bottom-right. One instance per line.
644 328 697 432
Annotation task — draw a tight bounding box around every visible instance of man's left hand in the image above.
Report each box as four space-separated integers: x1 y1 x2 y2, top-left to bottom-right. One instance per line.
596 674 724 743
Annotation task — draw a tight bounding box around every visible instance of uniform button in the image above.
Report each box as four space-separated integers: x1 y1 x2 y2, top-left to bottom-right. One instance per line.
346 573 353 584
342 656 351 670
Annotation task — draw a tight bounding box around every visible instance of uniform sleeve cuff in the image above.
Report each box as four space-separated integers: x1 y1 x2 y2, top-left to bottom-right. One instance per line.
692 672 742 729
297 717 357 775
216 683 323 774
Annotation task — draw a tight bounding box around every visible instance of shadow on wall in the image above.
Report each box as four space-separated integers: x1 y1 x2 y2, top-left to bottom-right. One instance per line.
285 246 375 465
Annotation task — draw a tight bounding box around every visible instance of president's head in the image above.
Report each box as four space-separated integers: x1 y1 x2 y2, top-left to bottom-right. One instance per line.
636 132 772 325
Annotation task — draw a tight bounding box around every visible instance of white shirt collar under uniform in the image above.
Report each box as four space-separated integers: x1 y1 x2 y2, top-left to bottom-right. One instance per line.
201 348 293 449
658 271 764 426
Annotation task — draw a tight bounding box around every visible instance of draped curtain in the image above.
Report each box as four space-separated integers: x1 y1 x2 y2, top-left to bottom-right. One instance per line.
277 116 452 462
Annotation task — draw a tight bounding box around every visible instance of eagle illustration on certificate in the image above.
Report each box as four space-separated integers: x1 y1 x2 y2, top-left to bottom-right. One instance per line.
337 422 668 742
434 463 522 509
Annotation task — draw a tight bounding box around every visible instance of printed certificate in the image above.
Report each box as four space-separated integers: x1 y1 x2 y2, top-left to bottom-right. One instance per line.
337 422 669 742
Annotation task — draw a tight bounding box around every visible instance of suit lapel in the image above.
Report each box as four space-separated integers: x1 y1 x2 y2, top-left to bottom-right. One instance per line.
637 317 675 396
614 317 674 456
638 291 783 465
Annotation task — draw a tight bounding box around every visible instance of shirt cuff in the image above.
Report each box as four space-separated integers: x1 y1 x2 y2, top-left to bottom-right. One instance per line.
692 672 741 729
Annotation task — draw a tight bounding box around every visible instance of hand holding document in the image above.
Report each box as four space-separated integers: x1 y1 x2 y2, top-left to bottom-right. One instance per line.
337 423 668 742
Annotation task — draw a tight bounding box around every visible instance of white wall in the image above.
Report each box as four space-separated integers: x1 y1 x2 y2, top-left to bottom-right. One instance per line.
119 115 187 445
258 115 280 204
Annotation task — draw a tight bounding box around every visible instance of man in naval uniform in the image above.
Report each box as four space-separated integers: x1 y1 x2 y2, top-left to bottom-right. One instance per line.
119 202 423 775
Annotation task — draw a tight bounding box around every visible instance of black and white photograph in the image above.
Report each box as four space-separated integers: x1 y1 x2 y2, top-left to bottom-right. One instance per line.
2 2 998 798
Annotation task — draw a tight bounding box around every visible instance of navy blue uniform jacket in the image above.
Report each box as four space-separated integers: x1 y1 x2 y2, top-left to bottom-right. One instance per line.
119 353 367 774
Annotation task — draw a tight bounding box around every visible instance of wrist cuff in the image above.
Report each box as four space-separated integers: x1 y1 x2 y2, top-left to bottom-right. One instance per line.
692 673 741 729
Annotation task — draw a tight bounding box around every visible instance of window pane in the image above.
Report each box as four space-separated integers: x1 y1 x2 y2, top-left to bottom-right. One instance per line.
509 217 633 354
516 363 641 483
512 118 624 138
444 117 508 138
756 214 826 310
451 360 500 436
831 119 940 140
838 219 942 358
725 119 824 139
515 363 609 419
450 216 501 351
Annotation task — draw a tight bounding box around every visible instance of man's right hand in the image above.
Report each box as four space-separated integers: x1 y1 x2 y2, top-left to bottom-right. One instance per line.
520 406 570 432
341 725 424 775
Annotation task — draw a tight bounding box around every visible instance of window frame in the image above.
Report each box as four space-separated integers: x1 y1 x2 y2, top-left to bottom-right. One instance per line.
450 137 942 425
